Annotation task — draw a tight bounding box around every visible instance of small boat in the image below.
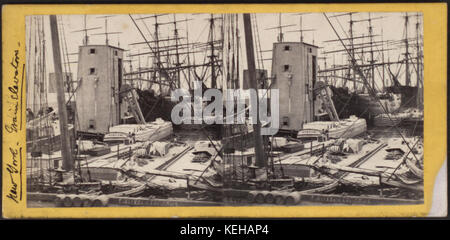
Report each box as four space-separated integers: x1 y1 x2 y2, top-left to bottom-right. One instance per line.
298 115 367 139
103 118 173 144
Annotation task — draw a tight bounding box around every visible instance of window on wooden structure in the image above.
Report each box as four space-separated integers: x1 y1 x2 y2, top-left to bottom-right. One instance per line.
90 48 96 54
89 119 95 129
54 160 59 169
282 116 289 126
283 65 290 72
89 68 96 75
247 156 252 166
284 45 291 51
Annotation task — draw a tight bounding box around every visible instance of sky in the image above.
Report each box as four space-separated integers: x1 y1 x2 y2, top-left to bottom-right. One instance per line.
26 12 422 96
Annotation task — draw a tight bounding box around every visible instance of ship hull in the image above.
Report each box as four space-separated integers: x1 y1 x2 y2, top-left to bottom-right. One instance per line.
329 86 403 120
299 117 367 139
104 120 173 144
356 93 402 115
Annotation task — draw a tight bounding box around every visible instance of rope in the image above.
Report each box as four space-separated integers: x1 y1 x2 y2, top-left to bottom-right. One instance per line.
128 15 177 90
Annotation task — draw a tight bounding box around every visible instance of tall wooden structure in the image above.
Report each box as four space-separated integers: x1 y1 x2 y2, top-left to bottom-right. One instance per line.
76 45 125 133
271 42 318 131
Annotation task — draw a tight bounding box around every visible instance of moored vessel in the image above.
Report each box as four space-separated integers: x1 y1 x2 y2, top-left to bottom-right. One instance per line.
103 118 173 144
299 115 367 139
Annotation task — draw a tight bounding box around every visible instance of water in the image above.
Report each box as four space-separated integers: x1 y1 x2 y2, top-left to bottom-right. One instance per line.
368 124 423 139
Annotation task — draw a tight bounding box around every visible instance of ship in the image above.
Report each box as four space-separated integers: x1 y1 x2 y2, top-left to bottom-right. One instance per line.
103 118 173 144
318 12 423 123
299 115 367 139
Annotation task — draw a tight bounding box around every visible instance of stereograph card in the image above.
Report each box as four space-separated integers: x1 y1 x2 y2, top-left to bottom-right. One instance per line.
1 3 447 219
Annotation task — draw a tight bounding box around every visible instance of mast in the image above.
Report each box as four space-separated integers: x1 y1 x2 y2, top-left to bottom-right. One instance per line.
352 14 383 91
333 54 336 86
349 13 355 90
155 15 162 94
173 14 181 88
331 13 356 90
83 15 88 45
185 16 192 89
287 13 315 44
415 14 420 87
404 12 410 86
105 17 108 45
265 14 295 43
138 49 142 89
415 13 423 108
300 14 303 42
243 13 266 168
368 13 375 90
92 16 121 46
235 14 240 89
130 14 181 92
71 15 101 46
278 13 283 42
49 15 73 171
209 14 217 89
323 56 328 84
381 29 385 91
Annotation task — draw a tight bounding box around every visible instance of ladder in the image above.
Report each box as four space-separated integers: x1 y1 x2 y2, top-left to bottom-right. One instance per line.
122 88 146 124
315 84 340 122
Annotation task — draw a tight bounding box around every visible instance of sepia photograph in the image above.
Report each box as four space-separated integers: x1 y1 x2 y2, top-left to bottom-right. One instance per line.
25 12 424 208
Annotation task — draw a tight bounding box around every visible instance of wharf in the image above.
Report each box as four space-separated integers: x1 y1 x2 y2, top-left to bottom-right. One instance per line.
343 138 412 185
